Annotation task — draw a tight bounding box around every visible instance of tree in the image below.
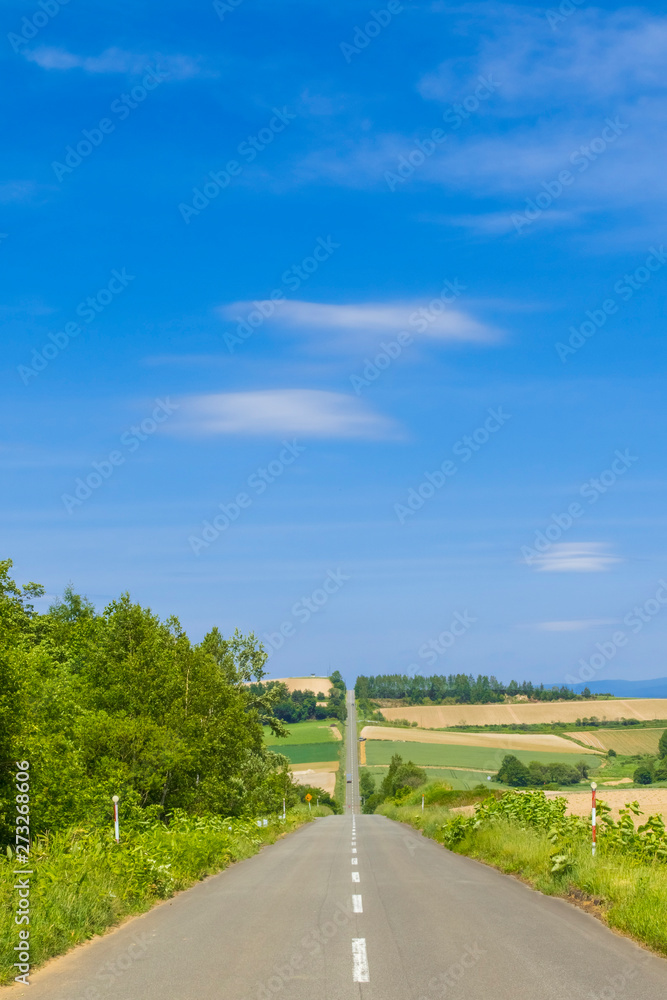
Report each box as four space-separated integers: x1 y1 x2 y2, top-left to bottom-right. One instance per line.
359 769 376 798
659 729 667 758
497 754 531 787
634 763 654 785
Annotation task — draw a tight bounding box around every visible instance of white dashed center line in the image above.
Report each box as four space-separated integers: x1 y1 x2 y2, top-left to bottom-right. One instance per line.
352 871 360 882
352 894 363 913
352 847 357 853
352 939 370 982
351 858 358 865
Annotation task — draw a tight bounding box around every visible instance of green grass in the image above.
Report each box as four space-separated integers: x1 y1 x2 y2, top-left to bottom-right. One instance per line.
365 739 602 772
264 720 341 745
270 743 340 765
380 801 667 956
367 765 507 790
0 806 323 985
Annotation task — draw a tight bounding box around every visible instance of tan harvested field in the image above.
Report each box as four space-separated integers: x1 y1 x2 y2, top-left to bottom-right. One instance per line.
380 699 667 728
291 769 336 796
571 727 665 755
271 676 331 694
329 725 342 741
289 759 339 772
360 725 598 755
545 787 667 821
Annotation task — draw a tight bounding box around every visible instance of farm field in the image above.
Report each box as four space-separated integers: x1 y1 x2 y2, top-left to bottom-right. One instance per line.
291 769 337 796
380 698 667 727
545 787 667 821
571 727 665 755
269 743 340 765
365 765 508 791
364 739 602 772
361 725 594 755
269 675 331 694
264 720 340 745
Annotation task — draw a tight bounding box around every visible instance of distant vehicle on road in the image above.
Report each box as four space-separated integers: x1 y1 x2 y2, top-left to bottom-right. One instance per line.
346 774 352 782
358 737 366 742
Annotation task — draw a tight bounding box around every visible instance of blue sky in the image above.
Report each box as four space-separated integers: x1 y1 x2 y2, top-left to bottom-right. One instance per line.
3 0 667 687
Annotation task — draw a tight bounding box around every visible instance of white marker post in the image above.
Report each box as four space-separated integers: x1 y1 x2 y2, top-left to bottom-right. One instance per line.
112 795 120 844
282 797 286 821
421 794 424 813
591 782 597 857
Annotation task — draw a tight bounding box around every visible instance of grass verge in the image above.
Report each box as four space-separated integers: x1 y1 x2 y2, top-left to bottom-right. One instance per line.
379 795 667 956
0 805 324 985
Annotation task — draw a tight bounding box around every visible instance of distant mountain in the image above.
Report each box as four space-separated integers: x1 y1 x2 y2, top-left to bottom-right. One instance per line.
565 678 667 699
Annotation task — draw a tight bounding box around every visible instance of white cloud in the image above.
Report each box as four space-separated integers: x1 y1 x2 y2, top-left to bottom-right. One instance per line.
217 299 498 346
530 543 621 573
534 619 618 632
24 47 201 79
174 390 397 439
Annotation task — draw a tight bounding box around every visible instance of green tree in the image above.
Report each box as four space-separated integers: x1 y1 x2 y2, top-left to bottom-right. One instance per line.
359 769 376 799
634 763 654 785
497 754 531 787
659 729 667 758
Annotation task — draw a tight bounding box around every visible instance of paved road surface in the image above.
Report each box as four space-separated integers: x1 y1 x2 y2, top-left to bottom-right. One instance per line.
345 689 359 814
13 691 667 999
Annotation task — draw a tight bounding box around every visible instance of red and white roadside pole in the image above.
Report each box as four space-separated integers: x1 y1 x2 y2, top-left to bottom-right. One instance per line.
591 782 597 857
112 795 120 844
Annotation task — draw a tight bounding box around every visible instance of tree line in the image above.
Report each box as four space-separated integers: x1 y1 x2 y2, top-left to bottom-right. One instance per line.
248 671 347 724
355 673 608 705
0 560 302 843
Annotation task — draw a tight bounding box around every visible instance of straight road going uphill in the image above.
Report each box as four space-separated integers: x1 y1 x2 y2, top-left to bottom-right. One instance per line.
15 692 667 1000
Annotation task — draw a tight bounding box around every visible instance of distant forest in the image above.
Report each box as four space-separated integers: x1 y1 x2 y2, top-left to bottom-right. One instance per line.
355 673 610 705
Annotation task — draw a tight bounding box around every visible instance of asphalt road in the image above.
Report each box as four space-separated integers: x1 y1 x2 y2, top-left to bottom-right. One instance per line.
14 692 667 999
345 689 359 814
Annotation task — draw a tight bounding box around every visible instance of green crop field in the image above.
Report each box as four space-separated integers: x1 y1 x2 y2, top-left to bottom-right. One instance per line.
366 765 510 791
268 743 340 765
364 740 602 772
264 720 341 746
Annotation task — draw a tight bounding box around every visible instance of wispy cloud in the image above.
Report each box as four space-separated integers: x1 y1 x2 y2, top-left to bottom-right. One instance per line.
174 390 398 439
530 542 621 573
534 619 618 632
24 46 201 79
217 299 498 346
